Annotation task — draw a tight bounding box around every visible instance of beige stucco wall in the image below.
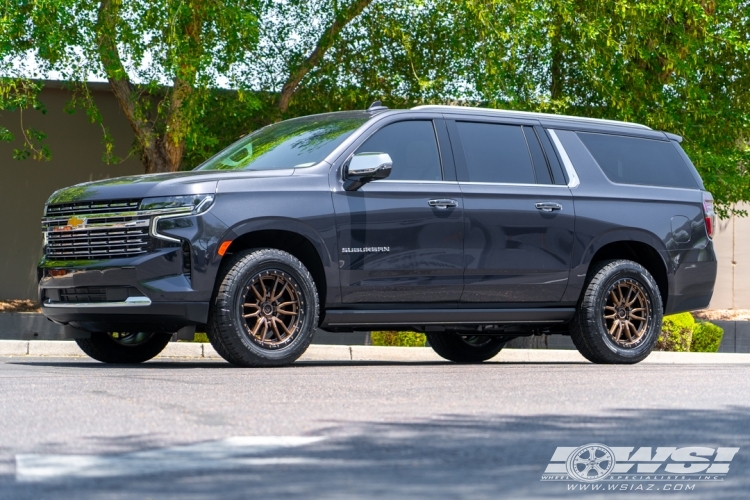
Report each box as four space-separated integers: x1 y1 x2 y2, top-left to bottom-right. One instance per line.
708 204 750 310
0 85 143 300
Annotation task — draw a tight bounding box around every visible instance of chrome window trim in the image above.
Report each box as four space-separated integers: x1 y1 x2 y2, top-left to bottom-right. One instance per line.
43 296 152 308
377 180 458 185
459 181 569 188
547 130 581 189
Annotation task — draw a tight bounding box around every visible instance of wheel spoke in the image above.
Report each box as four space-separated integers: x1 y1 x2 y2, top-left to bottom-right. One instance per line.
609 319 620 335
242 311 260 318
259 276 268 298
623 321 634 342
270 317 283 341
251 283 264 301
251 317 264 337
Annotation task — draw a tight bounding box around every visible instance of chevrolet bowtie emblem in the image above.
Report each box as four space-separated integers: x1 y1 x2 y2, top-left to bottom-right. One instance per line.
54 215 87 232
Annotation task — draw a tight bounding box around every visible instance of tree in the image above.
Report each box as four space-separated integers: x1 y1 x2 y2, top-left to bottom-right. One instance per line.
1 0 261 173
457 0 750 216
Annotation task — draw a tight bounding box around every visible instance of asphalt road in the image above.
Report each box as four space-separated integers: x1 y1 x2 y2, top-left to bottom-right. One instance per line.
1 356 749 499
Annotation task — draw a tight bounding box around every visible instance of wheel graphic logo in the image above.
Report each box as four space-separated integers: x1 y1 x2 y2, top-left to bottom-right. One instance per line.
566 444 615 482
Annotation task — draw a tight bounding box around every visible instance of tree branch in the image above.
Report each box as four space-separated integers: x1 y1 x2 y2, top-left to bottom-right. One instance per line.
96 0 162 172
277 0 374 113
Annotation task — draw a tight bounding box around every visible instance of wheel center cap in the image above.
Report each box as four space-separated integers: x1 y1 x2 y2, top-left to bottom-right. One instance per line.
617 308 627 319
262 303 274 316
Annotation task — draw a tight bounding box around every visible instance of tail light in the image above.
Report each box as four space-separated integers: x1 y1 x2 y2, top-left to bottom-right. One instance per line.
702 191 716 239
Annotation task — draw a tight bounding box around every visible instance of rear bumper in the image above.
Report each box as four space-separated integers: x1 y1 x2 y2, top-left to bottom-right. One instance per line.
666 259 717 315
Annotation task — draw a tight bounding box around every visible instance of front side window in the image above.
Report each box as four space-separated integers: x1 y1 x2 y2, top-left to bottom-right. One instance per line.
356 120 443 181
577 132 699 189
456 122 536 184
196 112 370 171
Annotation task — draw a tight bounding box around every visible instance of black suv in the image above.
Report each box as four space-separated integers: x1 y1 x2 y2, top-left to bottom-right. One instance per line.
39 104 717 366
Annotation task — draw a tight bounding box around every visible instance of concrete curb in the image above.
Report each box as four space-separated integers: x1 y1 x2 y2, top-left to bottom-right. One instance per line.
2 340 750 364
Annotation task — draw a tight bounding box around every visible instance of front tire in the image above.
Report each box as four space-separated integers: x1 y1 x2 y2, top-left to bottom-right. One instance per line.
426 333 506 363
570 259 663 364
208 249 319 367
75 332 172 364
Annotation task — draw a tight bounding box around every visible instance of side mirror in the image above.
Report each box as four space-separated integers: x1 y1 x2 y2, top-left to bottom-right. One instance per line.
344 152 392 191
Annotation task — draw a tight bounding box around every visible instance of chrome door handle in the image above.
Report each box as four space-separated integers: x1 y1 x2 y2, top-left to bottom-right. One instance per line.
428 199 458 209
535 202 563 212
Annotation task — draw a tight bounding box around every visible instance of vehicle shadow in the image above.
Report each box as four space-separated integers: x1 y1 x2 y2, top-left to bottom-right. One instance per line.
3 406 749 499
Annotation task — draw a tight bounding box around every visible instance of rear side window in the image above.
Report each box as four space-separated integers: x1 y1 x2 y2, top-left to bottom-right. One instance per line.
577 132 699 189
455 122 536 184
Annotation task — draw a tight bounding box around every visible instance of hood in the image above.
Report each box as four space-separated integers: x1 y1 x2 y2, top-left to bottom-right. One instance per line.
46 169 294 205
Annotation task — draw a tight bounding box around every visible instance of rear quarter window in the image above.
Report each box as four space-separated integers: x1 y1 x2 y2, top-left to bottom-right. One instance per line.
577 132 699 189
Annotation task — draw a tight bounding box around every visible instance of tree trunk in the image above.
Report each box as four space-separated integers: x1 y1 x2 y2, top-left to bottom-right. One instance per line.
277 0 374 113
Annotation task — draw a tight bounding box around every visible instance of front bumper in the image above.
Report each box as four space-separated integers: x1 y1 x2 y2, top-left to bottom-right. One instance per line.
38 211 229 332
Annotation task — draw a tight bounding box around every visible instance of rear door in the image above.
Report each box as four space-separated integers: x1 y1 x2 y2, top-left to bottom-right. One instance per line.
332 117 465 304
445 117 576 304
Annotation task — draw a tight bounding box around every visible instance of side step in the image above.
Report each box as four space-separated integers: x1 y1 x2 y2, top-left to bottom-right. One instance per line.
321 308 576 329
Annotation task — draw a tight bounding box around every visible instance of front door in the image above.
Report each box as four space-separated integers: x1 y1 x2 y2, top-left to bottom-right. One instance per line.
333 119 464 303
446 118 576 304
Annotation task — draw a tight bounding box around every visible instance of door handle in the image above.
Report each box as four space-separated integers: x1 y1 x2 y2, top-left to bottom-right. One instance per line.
535 202 563 212
428 199 458 209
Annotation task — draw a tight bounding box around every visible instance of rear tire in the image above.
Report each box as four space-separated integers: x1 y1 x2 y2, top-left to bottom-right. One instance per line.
570 259 663 364
426 333 506 363
208 249 319 367
75 332 171 364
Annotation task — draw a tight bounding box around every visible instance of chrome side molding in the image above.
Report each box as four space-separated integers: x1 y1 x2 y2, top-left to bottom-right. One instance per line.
43 296 152 308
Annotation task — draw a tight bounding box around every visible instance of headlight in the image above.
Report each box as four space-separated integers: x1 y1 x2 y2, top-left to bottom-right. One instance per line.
140 194 214 214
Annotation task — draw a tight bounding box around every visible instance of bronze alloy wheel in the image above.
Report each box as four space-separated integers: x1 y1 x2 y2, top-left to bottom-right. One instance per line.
108 332 155 346
241 269 303 349
603 277 651 348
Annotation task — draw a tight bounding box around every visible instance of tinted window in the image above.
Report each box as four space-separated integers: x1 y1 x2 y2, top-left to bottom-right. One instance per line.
196 112 369 171
523 127 552 184
577 132 699 189
456 122 536 184
357 121 442 181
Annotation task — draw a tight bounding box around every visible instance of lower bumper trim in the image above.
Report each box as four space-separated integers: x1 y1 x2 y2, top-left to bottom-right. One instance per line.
43 296 152 308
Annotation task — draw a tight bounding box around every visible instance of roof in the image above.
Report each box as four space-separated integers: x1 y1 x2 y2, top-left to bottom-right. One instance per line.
410 105 651 131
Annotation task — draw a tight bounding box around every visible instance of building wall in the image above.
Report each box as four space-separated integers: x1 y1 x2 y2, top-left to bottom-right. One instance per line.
708 204 750 310
0 85 143 300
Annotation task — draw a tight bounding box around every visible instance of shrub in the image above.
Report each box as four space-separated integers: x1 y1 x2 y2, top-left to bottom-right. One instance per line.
691 321 724 353
655 313 694 352
193 332 209 343
371 331 426 347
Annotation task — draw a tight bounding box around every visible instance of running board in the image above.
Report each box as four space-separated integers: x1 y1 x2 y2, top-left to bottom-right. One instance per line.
321 308 576 328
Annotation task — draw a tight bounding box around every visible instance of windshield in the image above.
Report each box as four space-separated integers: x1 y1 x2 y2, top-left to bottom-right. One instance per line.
195 112 370 171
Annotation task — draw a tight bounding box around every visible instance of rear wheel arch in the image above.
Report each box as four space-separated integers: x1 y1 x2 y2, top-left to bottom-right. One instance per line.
582 239 669 312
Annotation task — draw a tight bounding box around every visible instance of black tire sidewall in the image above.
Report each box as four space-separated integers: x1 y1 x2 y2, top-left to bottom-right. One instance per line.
212 249 319 366
588 263 663 361
75 332 172 364
427 332 505 363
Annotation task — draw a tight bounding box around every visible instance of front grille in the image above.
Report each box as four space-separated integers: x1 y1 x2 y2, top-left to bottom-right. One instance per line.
45 199 141 217
45 286 144 303
59 287 107 302
42 199 151 260
45 224 150 259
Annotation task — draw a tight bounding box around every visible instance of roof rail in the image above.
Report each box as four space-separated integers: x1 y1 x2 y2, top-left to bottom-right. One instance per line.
411 105 651 130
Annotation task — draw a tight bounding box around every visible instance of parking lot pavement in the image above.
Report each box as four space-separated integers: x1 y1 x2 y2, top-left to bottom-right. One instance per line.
1 357 749 499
